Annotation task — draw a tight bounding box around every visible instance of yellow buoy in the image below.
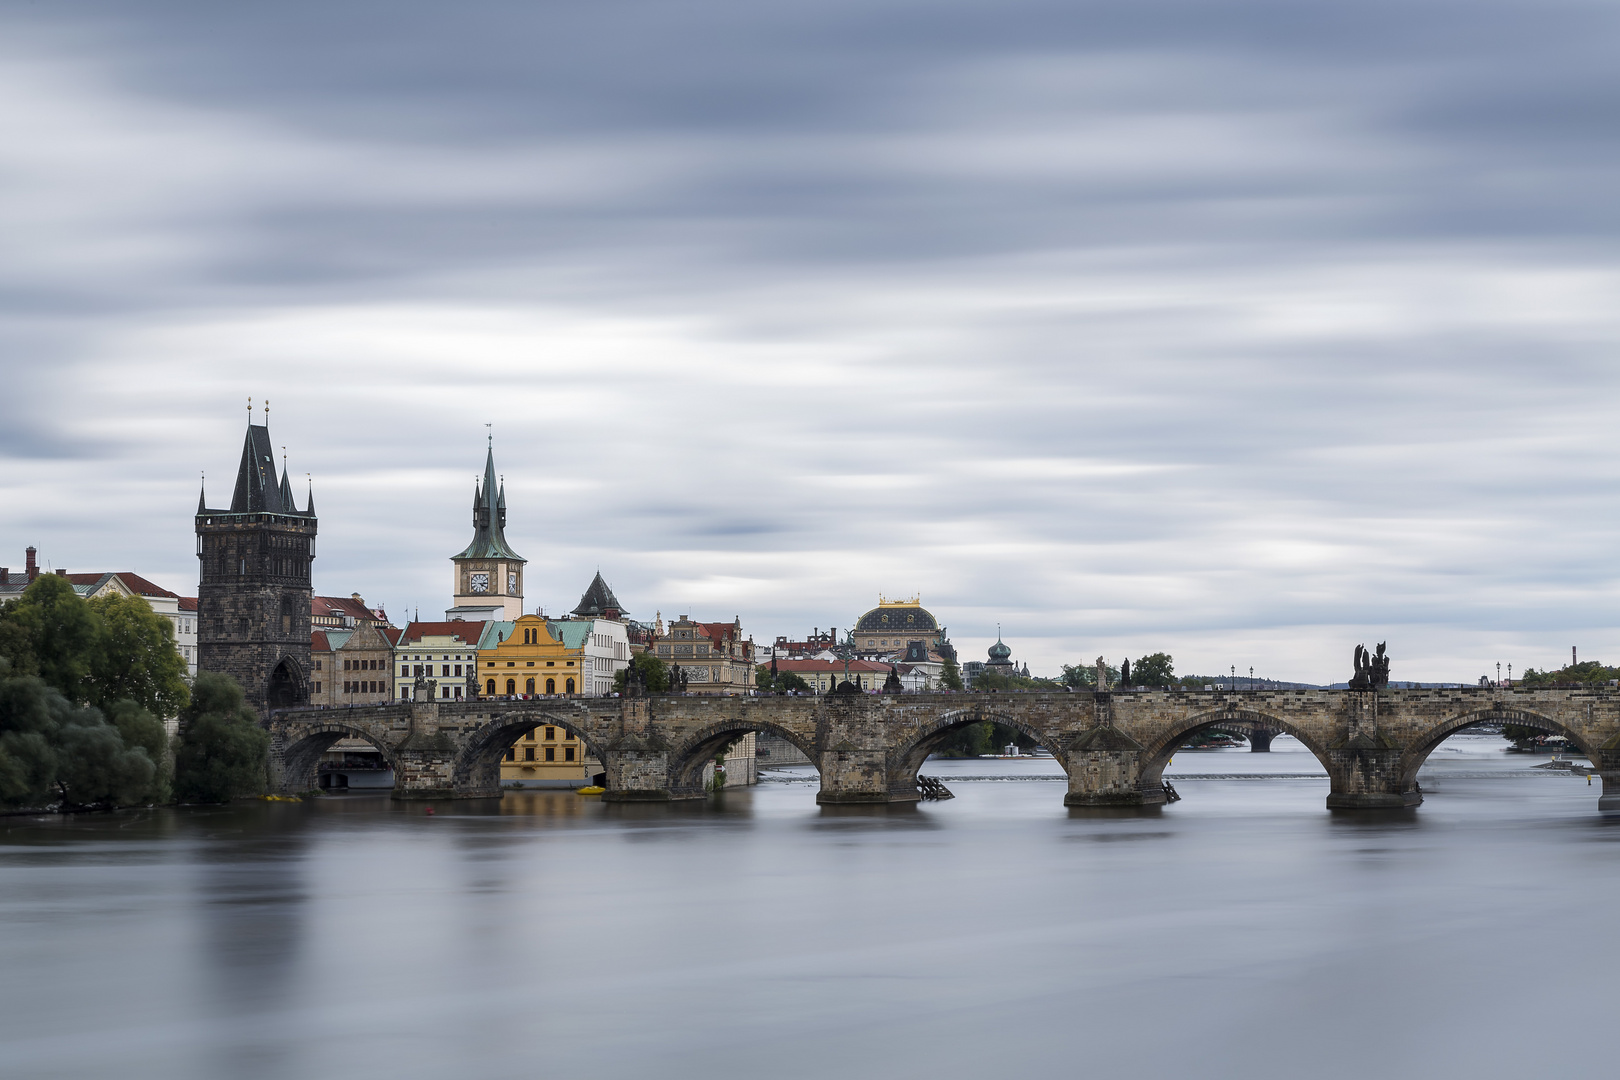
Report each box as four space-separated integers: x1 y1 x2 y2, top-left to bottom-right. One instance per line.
575 786 605 795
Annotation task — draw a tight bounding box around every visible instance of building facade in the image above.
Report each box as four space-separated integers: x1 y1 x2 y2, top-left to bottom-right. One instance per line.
651 615 757 694
446 439 525 622
195 416 317 713
311 621 403 707
390 622 481 702
565 572 631 695
476 614 586 697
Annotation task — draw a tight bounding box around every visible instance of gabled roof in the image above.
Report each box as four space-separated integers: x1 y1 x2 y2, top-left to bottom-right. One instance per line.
108 572 178 600
571 571 626 617
311 630 331 651
453 440 523 562
179 596 198 612
475 621 515 649
311 594 383 623
772 658 893 674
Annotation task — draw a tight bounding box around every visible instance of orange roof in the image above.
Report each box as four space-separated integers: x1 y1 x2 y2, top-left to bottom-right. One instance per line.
178 596 198 612
311 630 331 651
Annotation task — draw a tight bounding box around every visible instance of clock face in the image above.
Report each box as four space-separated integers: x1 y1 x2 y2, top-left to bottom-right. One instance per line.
469 572 489 594
508 572 518 594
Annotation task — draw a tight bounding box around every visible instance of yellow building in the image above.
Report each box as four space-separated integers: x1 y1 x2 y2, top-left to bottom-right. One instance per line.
476 614 585 697
477 615 599 788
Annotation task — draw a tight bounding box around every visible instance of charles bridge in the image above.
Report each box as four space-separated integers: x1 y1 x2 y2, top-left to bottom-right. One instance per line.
266 684 1620 812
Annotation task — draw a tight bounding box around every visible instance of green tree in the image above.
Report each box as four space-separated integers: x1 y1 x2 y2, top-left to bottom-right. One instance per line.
613 651 670 693
86 592 190 718
173 673 269 803
755 664 812 693
939 654 964 690
1131 652 1175 688
105 699 173 803
1 574 100 703
0 657 164 809
1060 661 1119 689
1517 661 1620 688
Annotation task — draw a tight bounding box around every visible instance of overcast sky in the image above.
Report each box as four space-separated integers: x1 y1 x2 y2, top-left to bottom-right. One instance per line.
3 0 1619 683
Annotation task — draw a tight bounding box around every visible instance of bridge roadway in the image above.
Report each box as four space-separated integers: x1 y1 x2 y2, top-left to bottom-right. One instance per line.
265 686 1620 811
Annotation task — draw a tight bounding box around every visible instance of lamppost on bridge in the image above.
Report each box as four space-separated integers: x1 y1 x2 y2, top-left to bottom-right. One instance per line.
1496 662 1501 688
1250 666 1254 691
1230 664 1235 692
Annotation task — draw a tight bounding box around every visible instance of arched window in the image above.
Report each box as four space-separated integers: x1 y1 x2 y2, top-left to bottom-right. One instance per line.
506 679 516 695
565 678 575 694
525 678 535 694
546 678 556 694
486 679 496 695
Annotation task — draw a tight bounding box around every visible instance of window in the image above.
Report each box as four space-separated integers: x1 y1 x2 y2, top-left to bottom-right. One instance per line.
526 661 534 667
506 679 516 695
546 661 555 667
453 665 461 676
565 678 575 694
505 748 515 761
401 665 409 676
525 728 535 741
401 687 409 699
486 679 495 695
524 746 535 761
564 747 575 762
441 665 449 677
486 662 494 668
545 727 555 741
544 747 556 762
525 678 535 694
545 678 555 694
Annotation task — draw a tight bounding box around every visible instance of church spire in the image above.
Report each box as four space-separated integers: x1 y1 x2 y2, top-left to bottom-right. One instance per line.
453 437 523 561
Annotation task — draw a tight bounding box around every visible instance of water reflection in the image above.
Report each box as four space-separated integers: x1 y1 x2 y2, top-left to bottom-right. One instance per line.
3 739 1618 1080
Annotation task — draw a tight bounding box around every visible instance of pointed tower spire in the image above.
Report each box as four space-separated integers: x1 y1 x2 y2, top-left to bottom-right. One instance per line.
197 477 208 515
305 475 316 516
453 436 523 561
278 449 296 512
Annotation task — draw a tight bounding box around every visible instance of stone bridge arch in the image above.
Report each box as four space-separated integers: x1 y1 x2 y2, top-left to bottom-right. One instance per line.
667 718 820 798
1397 707 1600 790
268 717 402 793
1135 708 1337 794
890 708 1069 795
452 707 612 797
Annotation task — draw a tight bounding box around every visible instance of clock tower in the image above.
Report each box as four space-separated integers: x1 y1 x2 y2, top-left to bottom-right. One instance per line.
447 437 526 622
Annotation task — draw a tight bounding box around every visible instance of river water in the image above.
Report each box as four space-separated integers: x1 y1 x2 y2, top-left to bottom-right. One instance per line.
3 733 1616 1080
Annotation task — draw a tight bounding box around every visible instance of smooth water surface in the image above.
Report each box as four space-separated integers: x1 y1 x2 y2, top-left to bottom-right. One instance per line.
2 734 1616 1080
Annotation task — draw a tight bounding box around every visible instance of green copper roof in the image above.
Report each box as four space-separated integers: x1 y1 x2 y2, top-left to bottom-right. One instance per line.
454 441 524 561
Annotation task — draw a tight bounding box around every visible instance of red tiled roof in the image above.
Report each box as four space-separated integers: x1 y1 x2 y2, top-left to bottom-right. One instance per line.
381 626 403 645
311 595 377 621
178 596 198 612
311 631 331 651
398 621 477 645
111 572 178 599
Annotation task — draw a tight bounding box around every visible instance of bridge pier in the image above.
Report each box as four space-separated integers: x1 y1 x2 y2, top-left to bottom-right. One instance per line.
1247 727 1277 752
1595 750 1620 813
1323 743 1420 809
1060 725 1164 807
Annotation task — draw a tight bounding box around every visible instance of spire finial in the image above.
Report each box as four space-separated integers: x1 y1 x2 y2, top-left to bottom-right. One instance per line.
486 422 492 448
247 395 252 416
264 399 269 422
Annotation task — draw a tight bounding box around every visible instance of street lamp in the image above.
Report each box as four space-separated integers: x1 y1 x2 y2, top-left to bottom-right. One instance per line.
1230 664 1235 691
1249 666 1254 691
1496 662 1501 687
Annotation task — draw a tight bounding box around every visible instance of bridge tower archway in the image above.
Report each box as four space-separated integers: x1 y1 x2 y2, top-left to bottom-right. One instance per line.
452 710 610 796
667 720 819 798
272 721 400 793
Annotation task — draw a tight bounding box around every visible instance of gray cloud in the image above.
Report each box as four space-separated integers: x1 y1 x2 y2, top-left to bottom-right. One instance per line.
2 1 1619 682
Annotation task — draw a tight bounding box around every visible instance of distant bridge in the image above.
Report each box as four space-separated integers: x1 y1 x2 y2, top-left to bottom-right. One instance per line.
265 687 1620 811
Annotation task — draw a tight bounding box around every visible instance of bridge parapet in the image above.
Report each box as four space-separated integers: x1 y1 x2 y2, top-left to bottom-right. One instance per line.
261 686 1620 812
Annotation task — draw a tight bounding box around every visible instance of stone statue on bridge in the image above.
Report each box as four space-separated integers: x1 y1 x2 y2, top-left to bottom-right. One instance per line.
1349 642 1390 690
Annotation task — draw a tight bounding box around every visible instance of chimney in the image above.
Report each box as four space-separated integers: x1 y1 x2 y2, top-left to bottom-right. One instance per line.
55 568 68 577
26 546 37 581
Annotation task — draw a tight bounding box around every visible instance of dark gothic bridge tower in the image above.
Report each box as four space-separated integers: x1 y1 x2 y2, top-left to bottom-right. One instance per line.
196 413 317 714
